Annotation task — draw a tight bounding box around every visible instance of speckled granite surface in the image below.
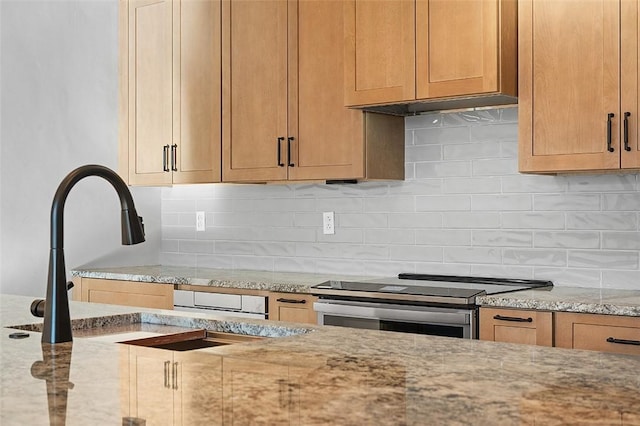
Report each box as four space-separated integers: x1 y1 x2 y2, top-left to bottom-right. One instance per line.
71 265 376 293
478 286 640 317
1 294 640 425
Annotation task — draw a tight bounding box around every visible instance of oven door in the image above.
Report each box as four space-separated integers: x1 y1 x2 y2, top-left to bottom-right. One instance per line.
314 299 477 339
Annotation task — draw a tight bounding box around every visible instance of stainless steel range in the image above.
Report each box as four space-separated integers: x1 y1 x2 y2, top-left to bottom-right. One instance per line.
310 274 553 339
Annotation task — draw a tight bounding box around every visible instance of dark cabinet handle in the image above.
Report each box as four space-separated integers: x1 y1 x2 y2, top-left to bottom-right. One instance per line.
607 113 615 152
163 145 170 172
171 144 178 171
624 112 631 151
276 298 307 304
493 314 533 323
172 362 178 390
277 137 285 167
606 337 640 346
287 137 295 167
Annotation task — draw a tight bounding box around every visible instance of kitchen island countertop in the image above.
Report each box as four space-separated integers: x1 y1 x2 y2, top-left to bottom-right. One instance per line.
1 293 640 425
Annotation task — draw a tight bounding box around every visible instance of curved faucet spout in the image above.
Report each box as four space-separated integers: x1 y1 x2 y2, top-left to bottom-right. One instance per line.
38 165 146 344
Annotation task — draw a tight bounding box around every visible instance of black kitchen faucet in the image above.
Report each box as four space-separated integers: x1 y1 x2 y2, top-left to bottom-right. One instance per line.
30 165 145 344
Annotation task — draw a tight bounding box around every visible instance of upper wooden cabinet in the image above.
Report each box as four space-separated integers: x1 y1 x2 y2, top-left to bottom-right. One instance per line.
119 0 221 185
344 0 517 111
519 0 640 173
222 0 404 183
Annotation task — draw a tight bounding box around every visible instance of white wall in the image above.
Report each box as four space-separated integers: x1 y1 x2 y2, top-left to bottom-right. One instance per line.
160 107 640 290
0 0 161 297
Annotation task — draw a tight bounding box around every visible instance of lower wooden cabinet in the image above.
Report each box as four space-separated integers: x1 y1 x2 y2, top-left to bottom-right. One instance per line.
73 277 174 310
121 345 223 425
268 292 318 324
479 307 553 347
555 312 640 356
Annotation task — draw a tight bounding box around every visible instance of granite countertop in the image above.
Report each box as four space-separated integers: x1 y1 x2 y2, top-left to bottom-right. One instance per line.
71 265 377 293
478 286 640 317
1 294 640 424
74 265 640 317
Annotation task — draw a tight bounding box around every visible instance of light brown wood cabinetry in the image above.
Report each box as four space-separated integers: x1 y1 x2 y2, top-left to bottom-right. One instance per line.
119 0 221 185
122 346 223 425
268 292 317 324
73 277 174 310
344 0 517 110
519 0 640 173
479 307 553 346
555 312 640 356
222 0 404 183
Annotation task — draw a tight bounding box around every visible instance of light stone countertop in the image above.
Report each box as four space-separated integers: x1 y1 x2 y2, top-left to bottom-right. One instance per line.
71 265 377 293
478 286 640 317
73 265 640 317
1 294 640 425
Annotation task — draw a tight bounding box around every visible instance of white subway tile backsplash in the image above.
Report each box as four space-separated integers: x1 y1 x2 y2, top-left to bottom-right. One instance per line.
415 161 471 178
502 249 566 267
602 193 640 211
534 231 600 249
534 194 601 211
502 212 565 229
443 142 501 160
444 177 502 194
470 123 518 142
568 250 639 270
567 212 637 230
444 247 501 264
534 268 601 288
472 230 532 247
415 195 471 211
566 174 637 192
414 127 468 144
444 212 501 229
602 232 640 250
406 145 443 162
415 229 471 246
472 194 532 211
389 245 443 262
389 213 442 228
159 107 640 290
472 158 518 176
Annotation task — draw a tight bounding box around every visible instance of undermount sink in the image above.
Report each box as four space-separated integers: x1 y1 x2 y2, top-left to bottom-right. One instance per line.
120 328 266 351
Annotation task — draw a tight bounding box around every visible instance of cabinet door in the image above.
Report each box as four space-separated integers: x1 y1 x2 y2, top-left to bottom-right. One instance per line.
344 0 415 106
416 0 515 99
124 0 173 186
222 358 297 424
172 0 222 184
174 352 223 426
288 0 365 180
555 312 640 356
128 347 175 424
479 307 553 346
519 0 621 173
222 0 288 182
269 293 317 324
621 0 640 169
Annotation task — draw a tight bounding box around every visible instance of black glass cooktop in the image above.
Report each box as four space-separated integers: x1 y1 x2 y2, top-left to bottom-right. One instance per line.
310 273 553 304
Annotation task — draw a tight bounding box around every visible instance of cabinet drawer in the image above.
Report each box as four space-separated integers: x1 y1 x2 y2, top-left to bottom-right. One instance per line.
194 292 242 310
480 307 553 346
555 312 640 356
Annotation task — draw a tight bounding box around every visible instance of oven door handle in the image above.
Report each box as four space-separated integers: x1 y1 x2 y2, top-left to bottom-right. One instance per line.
313 301 471 325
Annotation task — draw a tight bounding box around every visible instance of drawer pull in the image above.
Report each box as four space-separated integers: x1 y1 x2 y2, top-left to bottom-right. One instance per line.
493 314 533 323
606 337 640 346
276 298 306 304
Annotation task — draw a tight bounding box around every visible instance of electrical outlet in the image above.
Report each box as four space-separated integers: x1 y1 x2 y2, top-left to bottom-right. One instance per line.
196 211 206 232
323 211 335 235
